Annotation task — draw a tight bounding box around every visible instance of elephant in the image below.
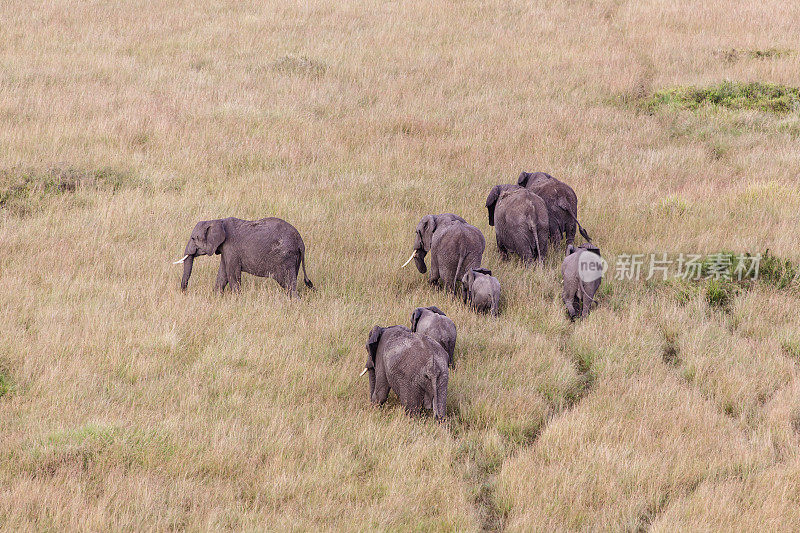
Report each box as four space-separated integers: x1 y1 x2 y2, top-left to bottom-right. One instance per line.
517 171 590 247
462 267 501 316
174 217 313 295
561 242 603 319
410 306 457 367
486 185 549 264
405 214 486 294
360 325 449 421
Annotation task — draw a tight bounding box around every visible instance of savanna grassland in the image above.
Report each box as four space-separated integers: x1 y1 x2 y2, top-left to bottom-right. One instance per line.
2 0 800 530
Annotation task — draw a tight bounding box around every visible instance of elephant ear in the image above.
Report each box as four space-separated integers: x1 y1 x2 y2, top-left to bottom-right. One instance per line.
485 185 503 226
517 172 530 187
473 267 492 276
206 220 226 255
426 306 446 316
410 309 423 332
365 326 384 368
419 215 437 251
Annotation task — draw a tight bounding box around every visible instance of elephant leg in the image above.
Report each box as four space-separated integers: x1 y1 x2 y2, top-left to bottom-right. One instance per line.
549 219 561 244
275 265 298 297
538 229 549 264
445 265 460 295
496 235 506 259
371 379 390 406
225 257 242 293
214 261 228 293
404 392 424 417
428 253 441 287
563 284 578 319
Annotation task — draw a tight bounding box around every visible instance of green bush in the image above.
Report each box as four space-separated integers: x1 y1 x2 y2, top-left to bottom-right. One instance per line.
644 81 800 114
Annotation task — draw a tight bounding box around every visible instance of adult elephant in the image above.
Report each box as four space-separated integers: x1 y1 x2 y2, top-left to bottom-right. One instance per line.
404 214 485 294
517 171 590 247
173 217 313 295
485 186 549 264
360 325 449 421
410 306 456 366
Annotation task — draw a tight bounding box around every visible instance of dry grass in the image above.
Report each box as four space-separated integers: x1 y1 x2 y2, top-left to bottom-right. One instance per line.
1 0 800 530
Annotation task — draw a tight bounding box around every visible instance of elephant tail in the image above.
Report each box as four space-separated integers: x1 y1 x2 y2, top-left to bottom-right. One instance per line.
430 371 445 422
453 253 465 294
559 206 591 243
300 246 314 289
529 218 543 266
579 278 598 306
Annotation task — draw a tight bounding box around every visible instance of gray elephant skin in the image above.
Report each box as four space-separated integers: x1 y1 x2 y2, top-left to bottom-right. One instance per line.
486 185 549 264
410 214 485 293
363 325 449 421
410 306 457 367
561 243 603 319
462 267 501 316
176 217 313 295
517 171 590 247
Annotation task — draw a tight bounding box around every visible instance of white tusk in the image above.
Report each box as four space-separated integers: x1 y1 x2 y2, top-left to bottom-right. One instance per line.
173 255 189 264
401 252 417 268
359 368 367 377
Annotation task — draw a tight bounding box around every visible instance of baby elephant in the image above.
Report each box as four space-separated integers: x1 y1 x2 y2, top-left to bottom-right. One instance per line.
410 306 457 367
562 243 603 319
361 325 449 421
174 217 313 296
462 268 501 316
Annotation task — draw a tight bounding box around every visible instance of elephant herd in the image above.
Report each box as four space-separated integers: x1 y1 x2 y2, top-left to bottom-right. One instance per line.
174 171 604 422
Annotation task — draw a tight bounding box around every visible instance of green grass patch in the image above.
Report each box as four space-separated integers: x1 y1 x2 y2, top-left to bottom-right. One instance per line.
780 338 800 362
0 368 12 399
758 251 799 290
644 81 800 115
717 48 795 63
705 279 737 310
0 166 138 216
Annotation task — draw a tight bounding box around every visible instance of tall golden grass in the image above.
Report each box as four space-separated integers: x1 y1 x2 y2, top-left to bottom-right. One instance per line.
1 0 799 529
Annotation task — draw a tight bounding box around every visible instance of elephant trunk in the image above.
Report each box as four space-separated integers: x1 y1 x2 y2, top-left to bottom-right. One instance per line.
411 231 428 274
368 368 376 403
179 240 198 292
413 249 427 274
180 255 195 291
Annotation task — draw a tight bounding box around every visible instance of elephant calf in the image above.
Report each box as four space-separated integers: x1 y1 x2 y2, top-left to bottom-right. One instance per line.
403 214 485 294
486 185 549 265
462 268 501 316
361 325 449 421
411 306 457 367
174 217 313 296
562 243 603 319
